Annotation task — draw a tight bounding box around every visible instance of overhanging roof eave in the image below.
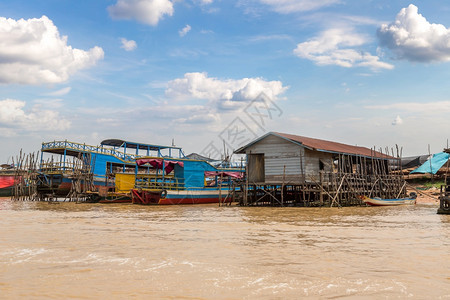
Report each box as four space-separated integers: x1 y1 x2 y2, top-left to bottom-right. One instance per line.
101 139 182 151
314 148 394 160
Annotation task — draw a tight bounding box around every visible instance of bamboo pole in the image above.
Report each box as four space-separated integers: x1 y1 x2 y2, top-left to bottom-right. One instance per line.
428 144 433 182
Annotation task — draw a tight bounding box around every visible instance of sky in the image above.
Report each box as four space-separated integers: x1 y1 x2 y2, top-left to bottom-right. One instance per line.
1 0 450 163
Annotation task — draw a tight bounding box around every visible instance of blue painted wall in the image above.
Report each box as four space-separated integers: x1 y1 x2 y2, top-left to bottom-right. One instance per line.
181 160 217 188
90 153 131 177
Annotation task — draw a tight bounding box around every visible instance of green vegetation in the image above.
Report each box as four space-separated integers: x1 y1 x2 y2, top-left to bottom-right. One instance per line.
423 180 445 189
407 176 446 189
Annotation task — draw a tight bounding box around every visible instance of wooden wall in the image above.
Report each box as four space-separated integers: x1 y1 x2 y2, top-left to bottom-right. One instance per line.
303 148 333 181
243 134 334 183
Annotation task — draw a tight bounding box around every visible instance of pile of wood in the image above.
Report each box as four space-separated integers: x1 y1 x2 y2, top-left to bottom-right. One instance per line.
64 153 96 202
11 150 97 202
11 150 39 201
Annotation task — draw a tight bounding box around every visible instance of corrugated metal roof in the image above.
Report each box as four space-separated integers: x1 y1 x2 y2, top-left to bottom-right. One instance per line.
235 132 394 159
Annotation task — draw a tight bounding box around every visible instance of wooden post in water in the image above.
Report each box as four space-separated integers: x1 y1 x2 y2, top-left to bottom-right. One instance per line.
244 154 249 206
218 172 223 206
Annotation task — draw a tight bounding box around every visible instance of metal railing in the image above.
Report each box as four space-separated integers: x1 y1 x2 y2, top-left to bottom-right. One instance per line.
135 174 185 190
42 140 138 162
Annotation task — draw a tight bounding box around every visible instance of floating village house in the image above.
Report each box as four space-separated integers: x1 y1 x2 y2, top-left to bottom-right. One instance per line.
235 132 405 206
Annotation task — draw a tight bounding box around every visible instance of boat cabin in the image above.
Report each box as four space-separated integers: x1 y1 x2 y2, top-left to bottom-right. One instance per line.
133 157 244 191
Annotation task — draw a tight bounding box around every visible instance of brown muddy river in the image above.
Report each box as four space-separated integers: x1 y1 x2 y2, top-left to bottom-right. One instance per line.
0 199 448 299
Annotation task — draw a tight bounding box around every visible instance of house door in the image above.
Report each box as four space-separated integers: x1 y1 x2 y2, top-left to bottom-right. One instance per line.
248 153 265 183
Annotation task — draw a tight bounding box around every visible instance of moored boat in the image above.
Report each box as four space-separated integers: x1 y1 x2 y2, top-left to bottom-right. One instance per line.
132 187 234 205
0 174 17 197
37 140 140 198
361 194 417 206
131 157 244 205
0 163 26 197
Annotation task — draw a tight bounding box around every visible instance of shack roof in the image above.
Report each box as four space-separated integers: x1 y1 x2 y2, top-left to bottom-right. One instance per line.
235 132 394 159
185 152 215 162
101 139 182 151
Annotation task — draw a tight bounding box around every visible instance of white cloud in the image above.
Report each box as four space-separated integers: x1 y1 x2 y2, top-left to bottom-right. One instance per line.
120 38 137 51
45 87 72 97
177 113 220 124
34 98 64 108
108 0 174 26
392 115 403 126
260 0 340 13
377 4 450 62
293 28 394 70
179 25 192 37
147 80 167 89
0 16 104 85
0 99 71 135
194 0 213 4
165 72 287 110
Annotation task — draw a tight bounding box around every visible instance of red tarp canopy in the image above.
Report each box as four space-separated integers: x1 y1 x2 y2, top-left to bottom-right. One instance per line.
136 158 184 174
204 171 244 179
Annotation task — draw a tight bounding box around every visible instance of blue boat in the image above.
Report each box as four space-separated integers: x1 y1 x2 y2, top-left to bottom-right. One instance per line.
131 157 244 205
37 139 184 199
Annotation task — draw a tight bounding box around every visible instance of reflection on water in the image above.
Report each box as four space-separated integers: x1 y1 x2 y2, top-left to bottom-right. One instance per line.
0 199 449 299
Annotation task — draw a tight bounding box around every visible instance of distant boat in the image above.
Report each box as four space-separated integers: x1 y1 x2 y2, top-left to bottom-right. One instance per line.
361 194 416 206
0 173 17 197
0 163 26 197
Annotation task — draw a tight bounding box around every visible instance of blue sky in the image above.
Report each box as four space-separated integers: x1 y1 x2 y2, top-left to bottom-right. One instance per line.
1 0 450 162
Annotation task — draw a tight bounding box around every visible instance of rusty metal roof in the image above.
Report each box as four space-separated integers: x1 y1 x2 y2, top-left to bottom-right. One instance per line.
235 132 394 159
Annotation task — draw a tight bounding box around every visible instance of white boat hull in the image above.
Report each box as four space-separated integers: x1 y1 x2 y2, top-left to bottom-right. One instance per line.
362 196 416 206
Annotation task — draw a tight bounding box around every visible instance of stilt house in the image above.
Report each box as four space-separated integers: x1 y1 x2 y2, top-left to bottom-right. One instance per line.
235 132 393 184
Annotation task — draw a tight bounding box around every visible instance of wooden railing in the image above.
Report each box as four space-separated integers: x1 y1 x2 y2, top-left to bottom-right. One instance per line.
40 162 78 174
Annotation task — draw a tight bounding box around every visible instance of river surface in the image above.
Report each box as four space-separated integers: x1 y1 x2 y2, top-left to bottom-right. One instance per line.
0 199 448 299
